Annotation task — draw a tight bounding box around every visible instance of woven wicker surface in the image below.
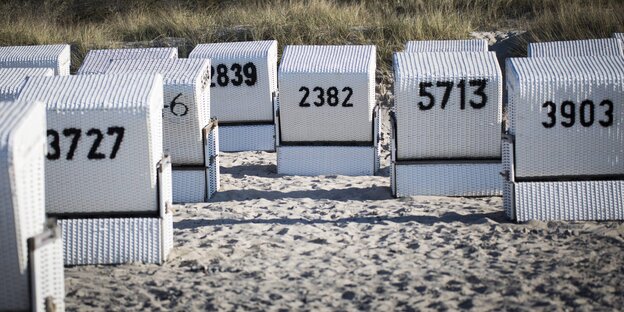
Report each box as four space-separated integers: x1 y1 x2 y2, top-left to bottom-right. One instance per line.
394 52 502 159
0 100 47 311
0 44 70 75
513 180 624 221
106 58 211 165
30 223 65 312
77 47 178 75
528 38 624 57
219 124 275 152
506 56 624 178
18 73 165 214
278 45 376 142
189 40 278 123
0 67 54 101
614 33 624 42
405 39 488 52
277 146 377 176
392 162 502 196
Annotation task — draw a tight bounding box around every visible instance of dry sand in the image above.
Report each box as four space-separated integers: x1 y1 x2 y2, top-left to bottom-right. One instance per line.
64 108 624 311
64 33 623 311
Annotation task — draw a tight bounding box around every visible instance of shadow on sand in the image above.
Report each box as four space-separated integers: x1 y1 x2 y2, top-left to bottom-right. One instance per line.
174 211 509 230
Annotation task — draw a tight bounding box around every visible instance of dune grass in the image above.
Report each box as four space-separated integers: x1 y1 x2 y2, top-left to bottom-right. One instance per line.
1 0 622 72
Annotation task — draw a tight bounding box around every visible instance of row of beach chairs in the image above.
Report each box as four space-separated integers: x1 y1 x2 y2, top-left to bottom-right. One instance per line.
0 35 623 311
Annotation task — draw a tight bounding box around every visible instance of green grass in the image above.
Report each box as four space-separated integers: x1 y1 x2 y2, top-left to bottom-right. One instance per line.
1 0 622 73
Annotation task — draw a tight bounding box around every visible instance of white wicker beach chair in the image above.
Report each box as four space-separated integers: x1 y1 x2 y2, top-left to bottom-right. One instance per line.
528 38 624 57
391 52 503 196
405 39 488 52
0 44 70 76
276 45 379 176
504 56 624 221
106 58 220 203
18 73 173 265
0 68 54 101
189 40 278 152
77 47 178 75
0 100 64 312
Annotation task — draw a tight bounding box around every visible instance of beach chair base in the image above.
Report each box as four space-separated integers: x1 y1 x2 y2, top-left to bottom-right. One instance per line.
172 121 220 203
218 123 275 152
391 161 502 197
59 155 173 266
502 136 624 221
277 145 379 176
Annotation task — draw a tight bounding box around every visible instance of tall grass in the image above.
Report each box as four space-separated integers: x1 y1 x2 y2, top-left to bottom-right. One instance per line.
1 0 622 72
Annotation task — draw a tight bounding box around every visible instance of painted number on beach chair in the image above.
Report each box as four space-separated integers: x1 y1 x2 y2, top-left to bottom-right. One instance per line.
164 93 189 117
298 86 354 107
541 99 614 128
46 127 125 160
417 79 487 110
209 62 257 87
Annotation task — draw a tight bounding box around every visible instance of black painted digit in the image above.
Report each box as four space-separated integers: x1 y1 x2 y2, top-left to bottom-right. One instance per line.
243 62 257 86
342 87 353 107
436 81 453 109
457 79 466 110
580 100 594 127
107 127 125 159
62 128 81 160
86 129 105 160
599 99 614 127
230 63 243 86
327 87 339 106
417 82 434 110
542 101 556 128
469 79 487 109
168 93 188 116
560 101 575 127
210 66 215 87
312 87 324 106
216 64 229 87
299 87 310 107
47 129 60 160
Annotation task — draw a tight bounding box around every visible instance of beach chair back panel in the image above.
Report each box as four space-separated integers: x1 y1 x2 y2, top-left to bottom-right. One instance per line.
394 52 502 160
0 100 46 311
507 56 624 178
18 73 164 215
0 68 54 101
528 38 624 57
405 39 488 52
77 47 178 75
0 44 70 76
189 40 278 123
106 58 211 165
278 45 376 143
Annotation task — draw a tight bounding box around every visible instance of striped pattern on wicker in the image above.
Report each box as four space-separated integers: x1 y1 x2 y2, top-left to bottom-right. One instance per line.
0 44 70 75
77 47 178 75
0 67 54 101
106 58 211 165
0 100 48 311
189 40 278 123
18 73 165 215
528 38 624 57
393 52 502 160
614 33 624 42
405 39 488 52
506 56 624 178
278 45 376 142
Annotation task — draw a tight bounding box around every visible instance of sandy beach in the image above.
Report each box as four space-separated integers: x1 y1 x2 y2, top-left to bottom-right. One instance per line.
63 105 624 311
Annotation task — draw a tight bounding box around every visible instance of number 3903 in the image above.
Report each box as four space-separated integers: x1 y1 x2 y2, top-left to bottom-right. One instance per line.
542 99 614 128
